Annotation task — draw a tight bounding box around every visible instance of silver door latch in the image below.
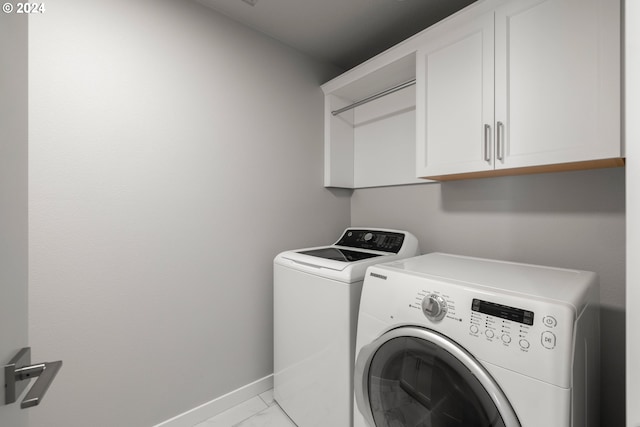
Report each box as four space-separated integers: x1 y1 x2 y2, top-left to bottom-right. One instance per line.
4 347 62 408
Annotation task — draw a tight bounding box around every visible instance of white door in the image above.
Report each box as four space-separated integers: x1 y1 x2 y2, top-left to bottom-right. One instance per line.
494 0 621 169
416 11 494 178
0 11 29 427
626 1 640 426
354 327 521 427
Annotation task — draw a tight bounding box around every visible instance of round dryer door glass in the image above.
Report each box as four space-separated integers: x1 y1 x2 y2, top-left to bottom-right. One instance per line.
359 328 520 427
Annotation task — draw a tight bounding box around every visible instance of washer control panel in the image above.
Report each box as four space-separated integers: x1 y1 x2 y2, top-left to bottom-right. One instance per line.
335 229 405 253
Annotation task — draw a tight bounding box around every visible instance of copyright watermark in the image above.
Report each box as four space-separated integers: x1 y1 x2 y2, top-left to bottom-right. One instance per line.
3 3 46 13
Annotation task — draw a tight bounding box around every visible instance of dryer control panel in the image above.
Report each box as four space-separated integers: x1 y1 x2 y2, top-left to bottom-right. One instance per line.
361 261 576 387
361 253 598 389
410 283 576 388
469 299 540 350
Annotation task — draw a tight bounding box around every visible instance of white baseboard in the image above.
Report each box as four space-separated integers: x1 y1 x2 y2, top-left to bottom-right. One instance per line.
153 374 274 427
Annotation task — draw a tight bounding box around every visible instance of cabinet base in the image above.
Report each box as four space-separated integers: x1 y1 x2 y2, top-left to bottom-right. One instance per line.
421 158 625 182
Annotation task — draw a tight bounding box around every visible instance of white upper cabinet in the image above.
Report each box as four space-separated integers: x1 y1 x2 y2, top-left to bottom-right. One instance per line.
495 0 621 168
417 0 622 180
323 0 622 187
416 11 495 177
323 52 426 189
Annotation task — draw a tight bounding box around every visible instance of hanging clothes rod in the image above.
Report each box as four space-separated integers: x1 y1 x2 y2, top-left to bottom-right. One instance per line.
331 79 416 116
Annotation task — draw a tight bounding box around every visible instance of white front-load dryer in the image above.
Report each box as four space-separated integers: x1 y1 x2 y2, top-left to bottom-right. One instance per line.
354 253 600 427
274 228 420 427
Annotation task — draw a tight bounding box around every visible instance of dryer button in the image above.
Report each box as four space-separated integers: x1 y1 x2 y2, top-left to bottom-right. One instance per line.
541 331 556 349
519 339 530 349
422 294 447 322
543 316 558 328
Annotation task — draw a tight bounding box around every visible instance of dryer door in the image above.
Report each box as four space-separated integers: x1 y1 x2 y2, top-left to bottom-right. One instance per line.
355 327 521 427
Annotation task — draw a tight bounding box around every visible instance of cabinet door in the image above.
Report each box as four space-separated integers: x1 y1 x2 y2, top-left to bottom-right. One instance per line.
494 0 620 169
416 12 494 178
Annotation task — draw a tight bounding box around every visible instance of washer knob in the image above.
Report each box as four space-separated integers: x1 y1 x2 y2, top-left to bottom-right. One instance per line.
422 294 447 322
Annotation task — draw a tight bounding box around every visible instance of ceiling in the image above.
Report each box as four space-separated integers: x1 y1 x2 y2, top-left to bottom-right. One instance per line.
195 0 476 71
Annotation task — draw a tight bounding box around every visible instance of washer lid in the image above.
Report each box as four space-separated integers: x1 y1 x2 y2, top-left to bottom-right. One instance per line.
297 247 383 262
280 246 385 272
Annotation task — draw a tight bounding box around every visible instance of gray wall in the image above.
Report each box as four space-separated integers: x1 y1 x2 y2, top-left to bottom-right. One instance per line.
351 167 626 426
27 1 349 426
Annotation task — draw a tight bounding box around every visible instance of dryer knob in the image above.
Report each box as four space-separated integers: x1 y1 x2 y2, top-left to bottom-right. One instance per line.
422 294 448 322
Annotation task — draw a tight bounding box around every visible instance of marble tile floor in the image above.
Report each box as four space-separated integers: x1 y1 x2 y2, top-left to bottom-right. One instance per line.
194 389 297 427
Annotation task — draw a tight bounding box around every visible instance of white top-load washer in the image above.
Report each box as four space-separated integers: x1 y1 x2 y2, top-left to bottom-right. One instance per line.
274 228 420 427
354 253 600 427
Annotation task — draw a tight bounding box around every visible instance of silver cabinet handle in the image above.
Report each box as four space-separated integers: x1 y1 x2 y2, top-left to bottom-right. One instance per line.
483 124 491 162
4 347 63 409
497 121 505 162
